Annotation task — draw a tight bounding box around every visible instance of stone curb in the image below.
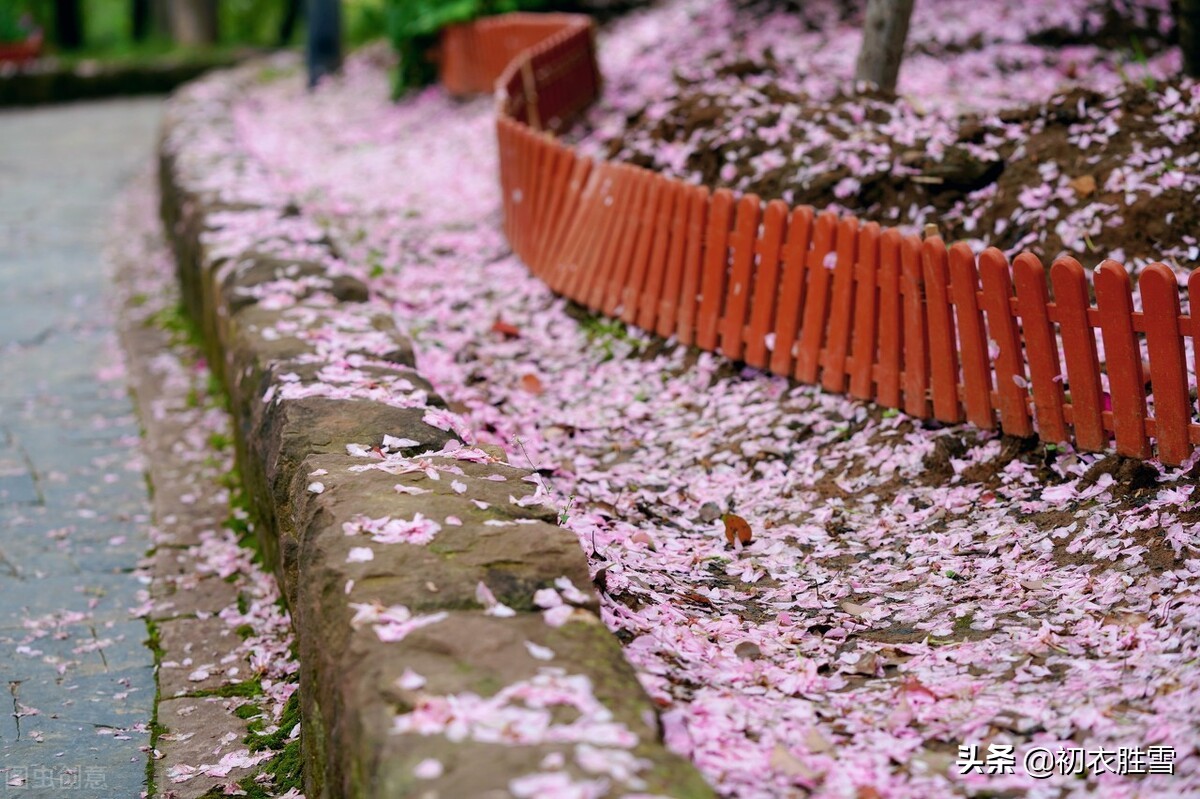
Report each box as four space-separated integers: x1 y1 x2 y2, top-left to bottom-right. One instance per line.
157 61 713 798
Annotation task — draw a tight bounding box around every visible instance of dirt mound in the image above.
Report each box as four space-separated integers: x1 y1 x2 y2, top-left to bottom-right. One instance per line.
601 61 1198 269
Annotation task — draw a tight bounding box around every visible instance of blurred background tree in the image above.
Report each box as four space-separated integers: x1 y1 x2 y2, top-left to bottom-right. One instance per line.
0 0 386 56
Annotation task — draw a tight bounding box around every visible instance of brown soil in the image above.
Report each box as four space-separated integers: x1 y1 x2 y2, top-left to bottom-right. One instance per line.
605 74 1199 269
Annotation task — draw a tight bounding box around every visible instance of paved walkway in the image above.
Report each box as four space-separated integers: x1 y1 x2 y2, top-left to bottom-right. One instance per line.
0 99 161 796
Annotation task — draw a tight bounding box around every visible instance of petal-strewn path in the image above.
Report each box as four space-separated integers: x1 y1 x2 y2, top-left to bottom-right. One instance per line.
0 99 161 794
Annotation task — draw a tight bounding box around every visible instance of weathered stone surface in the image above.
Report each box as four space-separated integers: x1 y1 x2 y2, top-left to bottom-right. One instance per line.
156 616 241 699
297 612 713 799
280 452 575 615
155 697 260 798
159 60 715 799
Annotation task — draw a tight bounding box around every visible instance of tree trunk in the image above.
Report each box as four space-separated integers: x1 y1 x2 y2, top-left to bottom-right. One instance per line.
169 0 219 46
279 0 303 46
131 0 150 41
1181 0 1200 77
306 0 342 88
53 0 84 49
854 0 915 93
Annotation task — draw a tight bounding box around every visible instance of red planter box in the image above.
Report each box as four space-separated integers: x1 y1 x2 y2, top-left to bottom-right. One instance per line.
0 32 43 65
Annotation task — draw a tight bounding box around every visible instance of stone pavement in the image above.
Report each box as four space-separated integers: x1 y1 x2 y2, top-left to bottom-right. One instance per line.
0 99 162 796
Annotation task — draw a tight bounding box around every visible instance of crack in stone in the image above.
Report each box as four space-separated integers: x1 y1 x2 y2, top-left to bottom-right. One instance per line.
8 680 22 741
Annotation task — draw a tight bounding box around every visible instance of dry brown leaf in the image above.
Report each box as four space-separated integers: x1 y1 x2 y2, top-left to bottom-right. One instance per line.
1104 611 1149 628
769 744 819 780
841 601 869 617
519 373 544 395
849 651 879 676
1069 174 1097 197
491 318 520 338
723 513 753 545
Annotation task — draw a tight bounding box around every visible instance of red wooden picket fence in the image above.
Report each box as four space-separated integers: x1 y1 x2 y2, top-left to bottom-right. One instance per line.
439 13 1199 466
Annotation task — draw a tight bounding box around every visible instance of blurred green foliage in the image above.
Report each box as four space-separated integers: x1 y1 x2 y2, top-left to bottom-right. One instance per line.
385 0 548 92
1 1 388 56
0 4 35 42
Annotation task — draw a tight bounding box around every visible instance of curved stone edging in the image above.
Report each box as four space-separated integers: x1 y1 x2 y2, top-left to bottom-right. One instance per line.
158 59 713 799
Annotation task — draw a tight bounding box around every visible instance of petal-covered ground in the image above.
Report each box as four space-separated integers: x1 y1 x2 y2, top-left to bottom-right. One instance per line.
220 4 1200 796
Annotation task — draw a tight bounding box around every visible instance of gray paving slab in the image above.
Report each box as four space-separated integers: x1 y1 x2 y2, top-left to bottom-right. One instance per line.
0 97 162 796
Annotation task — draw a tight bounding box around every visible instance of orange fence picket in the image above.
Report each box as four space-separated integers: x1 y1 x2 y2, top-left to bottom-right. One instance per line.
719 194 762 361
979 248 1033 437
900 235 929 420
1141 264 1191 464
744 200 788 370
674 186 710 347
446 11 1198 465
874 228 903 409
696 190 735 352
822 217 859 394
636 179 680 331
654 182 692 339
795 212 837 385
1051 257 1106 452
1014 252 1067 443
847 222 880 401
1096 260 1151 459
768 206 813 378
615 170 663 319
949 243 994 430
923 238 960 423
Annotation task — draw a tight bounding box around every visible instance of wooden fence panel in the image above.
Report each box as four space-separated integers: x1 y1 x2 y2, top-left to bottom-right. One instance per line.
744 200 788 370
526 136 561 272
794 212 838 384
696 189 735 352
496 118 516 244
848 222 880 401
562 165 612 300
547 155 597 292
597 167 649 310
822 217 859 393
874 228 903 409
531 141 577 275
572 165 624 306
633 178 680 329
675 185 710 347
614 171 665 319
923 237 961 422
768 206 814 378
1140 263 1191 464
580 165 636 310
518 130 549 264
719 194 763 361
541 155 592 281
948 243 994 429
1013 252 1067 442
900 235 929 419
1095 259 1151 458
979 248 1033 437
655 182 691 339
1190 270 1200 435
1050 257 1106 451
550 167 604 295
